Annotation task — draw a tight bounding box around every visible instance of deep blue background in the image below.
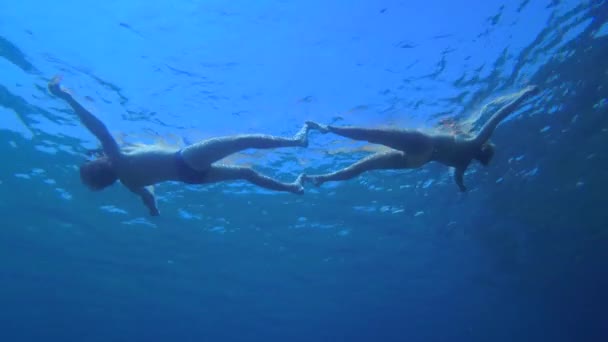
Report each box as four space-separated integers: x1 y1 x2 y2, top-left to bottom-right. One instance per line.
1 1 607 341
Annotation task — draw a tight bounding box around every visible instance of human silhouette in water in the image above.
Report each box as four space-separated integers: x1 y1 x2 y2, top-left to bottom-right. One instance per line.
48 76 310 216
304 85 539 192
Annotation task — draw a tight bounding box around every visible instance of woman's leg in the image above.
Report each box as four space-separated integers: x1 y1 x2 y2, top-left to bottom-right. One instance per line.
306 121 432 152
181 124 310 170
304 150 408 186
202 165 304 194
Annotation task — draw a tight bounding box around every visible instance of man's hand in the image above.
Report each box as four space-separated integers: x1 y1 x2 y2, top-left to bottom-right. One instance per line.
149 207 160 216
130 186 160 217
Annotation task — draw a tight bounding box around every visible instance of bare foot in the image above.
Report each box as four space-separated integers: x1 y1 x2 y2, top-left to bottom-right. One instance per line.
523 85 540 96
305 121 329 133
291 174 305 194
293 124 309 148
301 174 323 187
48 75 70 99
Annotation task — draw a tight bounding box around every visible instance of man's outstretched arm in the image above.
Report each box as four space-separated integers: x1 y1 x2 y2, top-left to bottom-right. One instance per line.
48 76 121 160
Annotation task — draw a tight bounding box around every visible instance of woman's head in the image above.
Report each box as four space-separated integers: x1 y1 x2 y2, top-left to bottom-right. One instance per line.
79 156 117 191
475 142 495 166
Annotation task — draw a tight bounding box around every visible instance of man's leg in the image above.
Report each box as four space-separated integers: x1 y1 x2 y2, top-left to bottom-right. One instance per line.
203 165 304 194
181 124 310 170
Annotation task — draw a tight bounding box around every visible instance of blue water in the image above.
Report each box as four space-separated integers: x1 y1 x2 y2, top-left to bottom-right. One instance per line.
1 1 607 341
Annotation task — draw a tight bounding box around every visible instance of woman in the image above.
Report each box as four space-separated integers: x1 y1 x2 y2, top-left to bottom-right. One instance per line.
48 76 310 216
304 85 539 191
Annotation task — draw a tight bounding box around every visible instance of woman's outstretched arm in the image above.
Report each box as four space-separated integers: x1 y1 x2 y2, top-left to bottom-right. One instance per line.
48 76 121 160
473 85 539 145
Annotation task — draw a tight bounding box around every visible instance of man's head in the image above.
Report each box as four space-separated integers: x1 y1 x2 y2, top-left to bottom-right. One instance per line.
79 156 117 191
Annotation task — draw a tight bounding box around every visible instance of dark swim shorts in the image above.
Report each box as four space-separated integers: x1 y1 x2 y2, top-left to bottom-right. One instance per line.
175 151 209 184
